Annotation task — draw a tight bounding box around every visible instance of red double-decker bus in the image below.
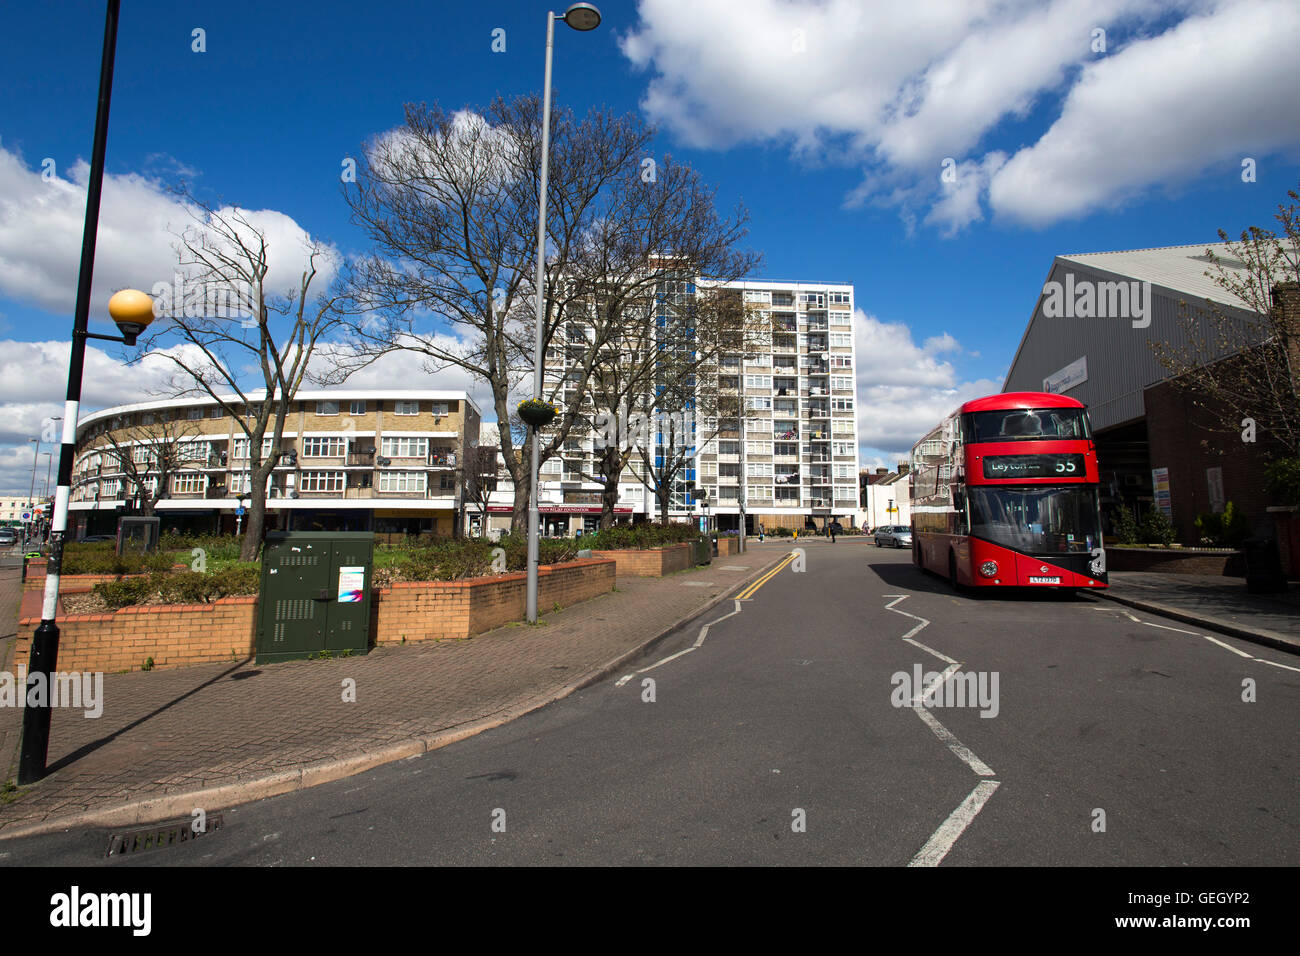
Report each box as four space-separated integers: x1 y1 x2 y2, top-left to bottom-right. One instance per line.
910 392 1107 589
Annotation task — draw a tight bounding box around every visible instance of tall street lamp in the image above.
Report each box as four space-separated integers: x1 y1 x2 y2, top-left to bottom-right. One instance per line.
26 437 39 541
18 0 155 784
526 2 602 625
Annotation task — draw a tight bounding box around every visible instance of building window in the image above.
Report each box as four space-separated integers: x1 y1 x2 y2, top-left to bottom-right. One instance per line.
832 376 854 391
302 437 347 457
393 401 420 415
349 400 366 415
379 471 426 493
176 441 209 463
832 419 855 435
745 440 769 456
232 437 275 460
834 441 855 456
830 333 852 348
187 407 204 420
431 402 450 415
209 406 224 419
172 473 207 494
315 401 340 415
744 375 771 389
299 471 345 493
746 462 773 478
744 396 772 411
833 398 853 411
381 436 428 458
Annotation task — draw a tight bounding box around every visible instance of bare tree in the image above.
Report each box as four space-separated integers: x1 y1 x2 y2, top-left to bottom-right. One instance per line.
329 96 756 533
1150 181 1300 454
92 413 204 516
136 192 346 560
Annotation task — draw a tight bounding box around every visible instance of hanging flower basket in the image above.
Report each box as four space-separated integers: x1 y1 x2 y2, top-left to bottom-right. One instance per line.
517 399 558 429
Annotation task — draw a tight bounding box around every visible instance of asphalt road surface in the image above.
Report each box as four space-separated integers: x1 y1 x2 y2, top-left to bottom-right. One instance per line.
4 541 1297 866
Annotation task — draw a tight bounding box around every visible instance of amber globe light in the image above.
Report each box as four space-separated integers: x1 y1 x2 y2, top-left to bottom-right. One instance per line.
107 288 155 344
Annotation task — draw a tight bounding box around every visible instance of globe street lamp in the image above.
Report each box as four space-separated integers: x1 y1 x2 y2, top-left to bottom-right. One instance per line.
526 2 602 625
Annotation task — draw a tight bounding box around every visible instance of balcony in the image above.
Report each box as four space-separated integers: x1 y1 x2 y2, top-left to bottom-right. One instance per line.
347 450 375 466
428 451 458 469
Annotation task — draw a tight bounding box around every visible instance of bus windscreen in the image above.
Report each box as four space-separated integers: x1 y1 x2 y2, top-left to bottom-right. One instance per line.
969 485 1101 554
966 407 1089 442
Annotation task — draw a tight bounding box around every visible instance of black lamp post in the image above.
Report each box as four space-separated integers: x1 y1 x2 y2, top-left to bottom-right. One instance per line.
18 0 155 784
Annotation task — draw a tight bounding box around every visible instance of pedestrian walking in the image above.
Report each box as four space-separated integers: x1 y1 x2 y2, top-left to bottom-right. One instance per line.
758 521 765 542
829 519 842 543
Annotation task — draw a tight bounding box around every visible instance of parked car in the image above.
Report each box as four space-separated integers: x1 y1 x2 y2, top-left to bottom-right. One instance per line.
0 528 19 547
874 524 913 548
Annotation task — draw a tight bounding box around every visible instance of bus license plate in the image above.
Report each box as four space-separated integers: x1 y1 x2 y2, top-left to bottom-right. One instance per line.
1028 575 1061 584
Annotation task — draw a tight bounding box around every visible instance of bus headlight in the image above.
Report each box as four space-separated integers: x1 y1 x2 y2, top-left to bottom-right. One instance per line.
979 561 999 578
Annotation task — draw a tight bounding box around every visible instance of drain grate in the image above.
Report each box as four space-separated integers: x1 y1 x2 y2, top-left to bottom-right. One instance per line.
105 814 224 858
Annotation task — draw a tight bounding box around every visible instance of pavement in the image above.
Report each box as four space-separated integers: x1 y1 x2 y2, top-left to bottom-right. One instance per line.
0 541 792 839
1098 571 1300 654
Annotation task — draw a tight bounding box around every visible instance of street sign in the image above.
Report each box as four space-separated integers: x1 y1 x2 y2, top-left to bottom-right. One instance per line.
235 506 246 516
20 512 30 521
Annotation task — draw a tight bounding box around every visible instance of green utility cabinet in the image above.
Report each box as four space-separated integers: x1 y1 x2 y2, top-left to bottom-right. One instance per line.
256 531 374 664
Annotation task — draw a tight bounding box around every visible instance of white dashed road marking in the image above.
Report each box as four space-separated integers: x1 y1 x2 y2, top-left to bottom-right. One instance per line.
883 594 1000 865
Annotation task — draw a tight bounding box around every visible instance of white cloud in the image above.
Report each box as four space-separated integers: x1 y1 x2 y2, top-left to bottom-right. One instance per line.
0 145 337 317
621 0 1299 231
988 0 1300 224
0 339 212 492
852 309 999 458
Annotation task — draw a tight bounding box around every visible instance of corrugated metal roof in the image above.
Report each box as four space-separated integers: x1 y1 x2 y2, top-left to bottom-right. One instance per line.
1059 242 1255 311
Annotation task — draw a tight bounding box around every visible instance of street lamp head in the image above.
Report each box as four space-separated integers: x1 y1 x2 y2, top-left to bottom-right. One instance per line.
107 288 155 346
562 2 601 30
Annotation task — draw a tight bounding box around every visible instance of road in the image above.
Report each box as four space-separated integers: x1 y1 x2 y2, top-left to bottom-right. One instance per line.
3 540 1297 866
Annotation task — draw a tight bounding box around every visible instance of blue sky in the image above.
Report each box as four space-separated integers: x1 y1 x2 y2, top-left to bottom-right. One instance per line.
1 0 1297 492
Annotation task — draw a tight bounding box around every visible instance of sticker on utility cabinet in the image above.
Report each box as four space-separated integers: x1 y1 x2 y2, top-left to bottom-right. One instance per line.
337 566 365 603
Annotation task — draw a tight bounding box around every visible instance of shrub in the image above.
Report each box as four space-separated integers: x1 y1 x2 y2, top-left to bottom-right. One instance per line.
1264 457 1300 506
1138 508 1177 547
93 576 152 609
1111 505 1139 545
584 523 701 551
1194 501 1251 547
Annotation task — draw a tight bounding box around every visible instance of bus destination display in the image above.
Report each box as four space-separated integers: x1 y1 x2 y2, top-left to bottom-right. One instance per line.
982 453 1086 479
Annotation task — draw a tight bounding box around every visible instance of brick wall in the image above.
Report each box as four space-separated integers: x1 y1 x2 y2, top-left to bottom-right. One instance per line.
15 559 616 671
15 597 258 673
1107 547 1244 576
1144 378 1280 543
372 558 615 644
590 542 693 577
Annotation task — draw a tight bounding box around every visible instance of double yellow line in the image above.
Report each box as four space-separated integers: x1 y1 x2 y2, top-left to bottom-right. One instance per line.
737 551 798 600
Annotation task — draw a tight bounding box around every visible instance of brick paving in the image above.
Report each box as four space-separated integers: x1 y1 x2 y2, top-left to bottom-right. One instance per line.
0 545 789 834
